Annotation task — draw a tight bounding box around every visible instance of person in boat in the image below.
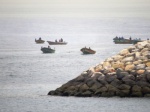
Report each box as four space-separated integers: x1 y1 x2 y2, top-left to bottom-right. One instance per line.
60 38 63 42
48 46 51 49
129 37 132 40
39 37 41 40
55 39 57 42
89 47 91 49
121 36 124 40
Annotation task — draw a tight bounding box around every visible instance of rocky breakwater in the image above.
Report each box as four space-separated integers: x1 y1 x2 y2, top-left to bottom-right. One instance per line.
48 41 150 97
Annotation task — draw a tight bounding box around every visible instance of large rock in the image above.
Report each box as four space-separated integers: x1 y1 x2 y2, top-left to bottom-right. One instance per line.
122 56 134 63
136 64 146 70
117 71 129 80
119 49 129 56
146 62 150 67
112 62 125 70
48 41 150 97
112 55 124 61
125 64 135 71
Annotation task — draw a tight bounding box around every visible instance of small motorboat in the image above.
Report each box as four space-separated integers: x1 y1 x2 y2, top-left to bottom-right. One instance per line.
35 37 45 44
113 37 142 44
47 38 67 45
81 47 96 54
41 46 55 53
47 41 67 45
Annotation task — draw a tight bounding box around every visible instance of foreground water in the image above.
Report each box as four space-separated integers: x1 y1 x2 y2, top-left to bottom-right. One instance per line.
0 17 150 112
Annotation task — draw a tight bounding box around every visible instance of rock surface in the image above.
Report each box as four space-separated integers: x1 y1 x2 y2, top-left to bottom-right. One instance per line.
48 41 150 97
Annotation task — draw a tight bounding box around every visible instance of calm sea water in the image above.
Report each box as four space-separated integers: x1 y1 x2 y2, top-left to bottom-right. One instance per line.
0 17 150 112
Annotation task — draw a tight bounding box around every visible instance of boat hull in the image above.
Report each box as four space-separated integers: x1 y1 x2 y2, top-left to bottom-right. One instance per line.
41 48 55 53
113 39 142 44
81 48 96 54
47 41 67 45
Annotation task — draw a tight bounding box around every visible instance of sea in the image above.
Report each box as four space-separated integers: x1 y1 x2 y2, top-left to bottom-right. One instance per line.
0 17 150 112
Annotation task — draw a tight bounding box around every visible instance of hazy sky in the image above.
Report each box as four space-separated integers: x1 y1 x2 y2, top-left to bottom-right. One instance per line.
0 0 150 18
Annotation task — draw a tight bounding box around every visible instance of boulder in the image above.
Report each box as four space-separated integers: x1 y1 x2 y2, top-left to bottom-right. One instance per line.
132 85 141 92
135 52 141 59
136 69 145 75
118 84 131 90
141 48 149 53
89 81 103 92
146 62 150 67
110 79 123 88
106 84 118 93
133 60 142 65
98 86 108 93
122 56 134 63
94 64 103 72
122 78 136 86
117 71 129 80
112 55 124 61
136 81 150 87
119 49 129 56
79 84 89 92
125 64 135 71
82 90 92 97
146 70 150 82
125 62 133 65
117 90 130 97
112 62 125 70
48 41 150 97
128 46 136 52
145 67 150 70
101 91 115 97
131 91 143 97
135 43 144 50
97 75 108 85
144 94 150 97
142 87 150 94
136 64 146 70
103 61 111 69
136 74 147 81
105 74 117 83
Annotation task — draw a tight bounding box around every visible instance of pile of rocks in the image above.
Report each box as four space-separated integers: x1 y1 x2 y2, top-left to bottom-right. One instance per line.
48 41 150 97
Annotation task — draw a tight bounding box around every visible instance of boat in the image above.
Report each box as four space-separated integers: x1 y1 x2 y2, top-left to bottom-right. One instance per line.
47 41 67 45
113 37 142 44
35 38 45 44
80 47 96 54
41 47 55 53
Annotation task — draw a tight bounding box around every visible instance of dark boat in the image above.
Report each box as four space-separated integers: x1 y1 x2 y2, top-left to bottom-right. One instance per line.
41 47 55 53
81 47 96 54
113 37 142 44
35 38 45 44
47 41 67 45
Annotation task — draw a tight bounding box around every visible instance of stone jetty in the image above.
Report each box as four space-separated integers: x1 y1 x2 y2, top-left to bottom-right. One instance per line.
48 41 150 97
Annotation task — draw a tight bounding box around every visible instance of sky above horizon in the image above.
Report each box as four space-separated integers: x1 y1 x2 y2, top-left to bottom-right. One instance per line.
0 0 150 18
